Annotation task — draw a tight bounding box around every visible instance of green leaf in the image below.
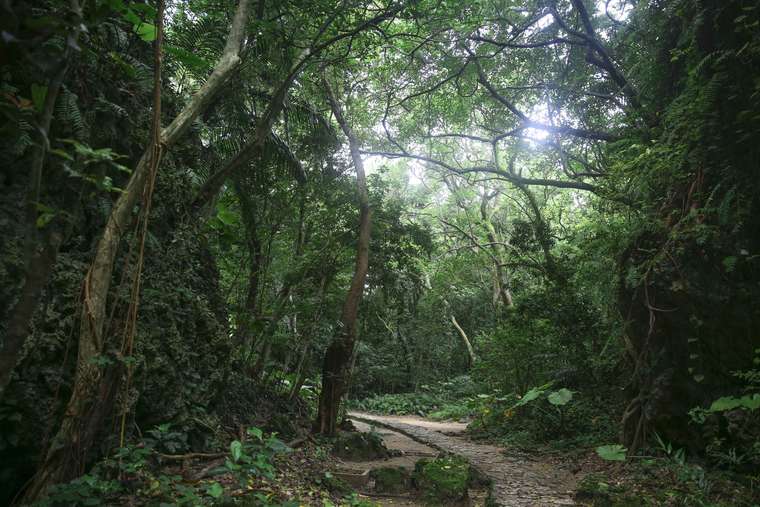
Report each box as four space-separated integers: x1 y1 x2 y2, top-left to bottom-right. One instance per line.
513 382 552 408
50 148 74 161
247 427 263 441
216 206 237 226
31 84 48 112
709 396 743 412
709 394 760 412
547 388 573 406
36 212 56 228
134 22 156 42
206 482 223 499
230 440 242 462
596 444 627 461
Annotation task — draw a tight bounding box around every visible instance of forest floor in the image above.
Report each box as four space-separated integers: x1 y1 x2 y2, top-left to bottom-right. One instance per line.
345 412 576 506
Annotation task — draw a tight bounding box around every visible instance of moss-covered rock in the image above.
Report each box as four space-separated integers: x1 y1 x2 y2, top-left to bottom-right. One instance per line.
413 455 470 504
370 466 412 494
321 471 353 495
333 431 389 461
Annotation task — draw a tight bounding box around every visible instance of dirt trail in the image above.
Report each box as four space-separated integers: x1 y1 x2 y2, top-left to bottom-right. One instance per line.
349 412 576 506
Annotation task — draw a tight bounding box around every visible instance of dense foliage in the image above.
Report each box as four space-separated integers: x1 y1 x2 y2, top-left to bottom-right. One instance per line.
1 0 759 504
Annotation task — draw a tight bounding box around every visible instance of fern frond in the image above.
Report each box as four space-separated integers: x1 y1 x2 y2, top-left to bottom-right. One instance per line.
55 87 88 139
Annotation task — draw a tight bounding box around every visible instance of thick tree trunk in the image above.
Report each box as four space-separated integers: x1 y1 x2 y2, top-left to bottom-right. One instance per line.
314 76 371 435
24 1 251 499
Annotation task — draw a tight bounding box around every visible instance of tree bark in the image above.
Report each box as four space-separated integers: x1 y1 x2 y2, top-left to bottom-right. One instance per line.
24 0 251 498
451 315 477 367
314 75 371 435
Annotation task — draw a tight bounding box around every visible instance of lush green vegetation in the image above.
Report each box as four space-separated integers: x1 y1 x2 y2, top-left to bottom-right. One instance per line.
1 0 759 505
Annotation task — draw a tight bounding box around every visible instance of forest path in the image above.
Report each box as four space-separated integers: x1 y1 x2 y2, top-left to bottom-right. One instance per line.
348 412 577 506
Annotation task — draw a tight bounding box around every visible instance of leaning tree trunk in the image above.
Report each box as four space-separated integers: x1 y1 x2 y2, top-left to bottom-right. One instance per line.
24 0 252 499
314 75 372 436
451 315 477 368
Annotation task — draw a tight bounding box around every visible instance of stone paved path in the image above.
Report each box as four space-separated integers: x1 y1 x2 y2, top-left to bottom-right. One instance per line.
349 412 576 506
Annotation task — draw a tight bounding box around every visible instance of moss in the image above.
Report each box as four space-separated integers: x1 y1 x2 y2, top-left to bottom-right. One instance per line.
332 431 389 461
369 466 411 494
413 455 470 504
321 471 353 495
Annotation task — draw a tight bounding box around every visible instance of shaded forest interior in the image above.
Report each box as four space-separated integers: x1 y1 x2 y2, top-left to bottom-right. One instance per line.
1 0 759 505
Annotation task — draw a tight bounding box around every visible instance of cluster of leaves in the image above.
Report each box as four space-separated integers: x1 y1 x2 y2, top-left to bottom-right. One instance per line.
469 382 621 453
35 426 291 506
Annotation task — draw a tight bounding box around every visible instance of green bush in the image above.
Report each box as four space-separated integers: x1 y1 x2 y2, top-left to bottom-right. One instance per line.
469 385 621 452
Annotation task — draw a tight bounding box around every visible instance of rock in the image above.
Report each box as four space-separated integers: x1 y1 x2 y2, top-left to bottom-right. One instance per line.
413 455 470 503
333 431 390 461
322 471 353 495
370 466 412 494
338 418 358 432
334 468 371 489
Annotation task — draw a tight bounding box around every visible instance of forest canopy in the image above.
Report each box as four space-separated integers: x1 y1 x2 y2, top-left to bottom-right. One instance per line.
1 0 759 505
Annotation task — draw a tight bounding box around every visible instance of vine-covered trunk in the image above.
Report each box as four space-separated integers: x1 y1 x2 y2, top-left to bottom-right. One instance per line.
314 75 371 435
24 1 251 497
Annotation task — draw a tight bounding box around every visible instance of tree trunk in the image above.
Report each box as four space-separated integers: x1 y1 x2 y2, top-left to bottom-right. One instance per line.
314 75 371 435
451 315 477 367
190 47 314 213
479 191 514 307
24 1 252 499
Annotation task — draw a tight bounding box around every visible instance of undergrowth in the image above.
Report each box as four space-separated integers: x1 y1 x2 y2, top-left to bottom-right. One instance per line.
348 376 481 419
